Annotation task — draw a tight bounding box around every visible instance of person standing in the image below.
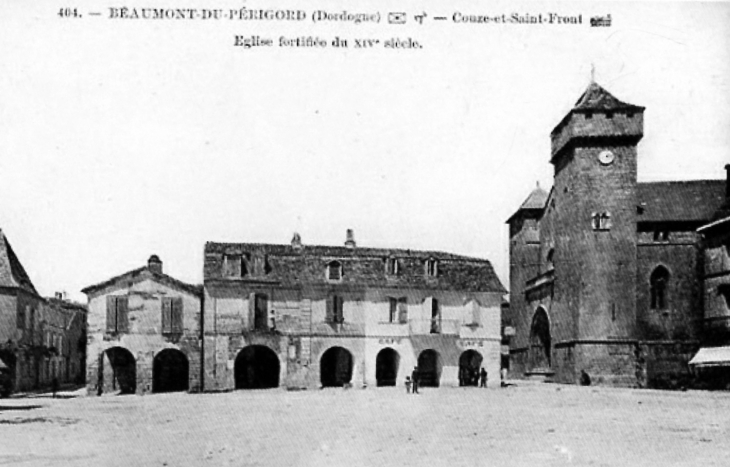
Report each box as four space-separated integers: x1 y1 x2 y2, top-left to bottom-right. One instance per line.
411 366 419 394
405 376 412 394
479 368 487 388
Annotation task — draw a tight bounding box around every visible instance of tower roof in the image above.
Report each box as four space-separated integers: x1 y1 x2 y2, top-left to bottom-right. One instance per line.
573 81 643 112
506 184 549 223
0 229 39 296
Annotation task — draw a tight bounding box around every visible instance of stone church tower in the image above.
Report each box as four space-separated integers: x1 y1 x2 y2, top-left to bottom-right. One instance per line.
509 81 646 385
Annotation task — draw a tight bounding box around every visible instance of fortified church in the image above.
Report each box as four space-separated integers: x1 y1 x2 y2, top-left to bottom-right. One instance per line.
507 81 727 388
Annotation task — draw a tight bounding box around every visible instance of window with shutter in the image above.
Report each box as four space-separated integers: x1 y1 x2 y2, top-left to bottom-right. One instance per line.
116 296 129 333
106 296 117 332
325 296 334 323
398 297 408 324
172 297 184 333
161 297 173 334
334 296 344 323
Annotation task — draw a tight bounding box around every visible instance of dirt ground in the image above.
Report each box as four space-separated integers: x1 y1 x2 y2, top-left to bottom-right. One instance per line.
1 382 729 467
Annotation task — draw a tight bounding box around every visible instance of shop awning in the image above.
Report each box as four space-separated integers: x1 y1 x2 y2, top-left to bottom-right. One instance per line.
689 347 730 367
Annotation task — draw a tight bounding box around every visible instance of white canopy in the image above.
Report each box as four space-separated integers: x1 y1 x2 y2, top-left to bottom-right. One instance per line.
689 347 730 367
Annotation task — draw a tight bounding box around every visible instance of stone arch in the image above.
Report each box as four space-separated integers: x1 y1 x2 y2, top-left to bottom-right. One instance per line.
235 345 280 389
375 347 400 387
529 307 551 371
99 346 136 395
459 349 483 387
320 346 353 387
152 348 189 393
417 349 442 387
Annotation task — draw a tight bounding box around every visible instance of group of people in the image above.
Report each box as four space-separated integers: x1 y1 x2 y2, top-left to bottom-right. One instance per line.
406 366 500 393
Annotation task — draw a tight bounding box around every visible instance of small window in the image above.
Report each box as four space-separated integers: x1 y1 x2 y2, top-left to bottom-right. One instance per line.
389 297 397 323
606 111 614 119
585 111 593 120
223 254 244 277
17 307 25 329
650 266 670 310
425 258 439 277
327 261 342 281
592 212 611 230
385 257 400 275
653 230 670 242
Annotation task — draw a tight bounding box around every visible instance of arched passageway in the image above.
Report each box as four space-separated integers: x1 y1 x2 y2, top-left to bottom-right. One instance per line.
376 348 400 387
153 349 189 393
417 349 442 387
529 307 551 371
320 347 353 387
235 345 280 389
99 347 136 395
459 350 483 387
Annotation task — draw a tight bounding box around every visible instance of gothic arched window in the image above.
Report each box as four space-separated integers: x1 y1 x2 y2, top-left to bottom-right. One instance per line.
650 266 670 310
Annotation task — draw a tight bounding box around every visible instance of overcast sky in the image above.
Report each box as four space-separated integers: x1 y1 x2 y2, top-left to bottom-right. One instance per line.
0 0 728 301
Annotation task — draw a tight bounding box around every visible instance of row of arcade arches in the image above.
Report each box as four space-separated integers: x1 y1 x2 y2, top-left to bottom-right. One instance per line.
97 345 488 394
233 345 484 389
97 347 189 395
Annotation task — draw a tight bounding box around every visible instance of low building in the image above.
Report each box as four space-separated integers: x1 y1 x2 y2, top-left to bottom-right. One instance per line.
691 166 730 387
0 229 87 393
203 230 505 391
82 255 202 395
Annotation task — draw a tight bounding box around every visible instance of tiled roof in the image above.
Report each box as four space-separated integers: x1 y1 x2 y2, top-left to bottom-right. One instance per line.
204 242 506 293
637 180 725 223
573 81 643 111
0 229 39 296
81 265 202 297
506 185 549 223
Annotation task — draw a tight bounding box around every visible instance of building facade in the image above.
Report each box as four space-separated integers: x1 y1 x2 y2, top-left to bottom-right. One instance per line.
203 230 505 391
508 81 727 388
82 256 202 395
0 229 87 394
691 169 730 386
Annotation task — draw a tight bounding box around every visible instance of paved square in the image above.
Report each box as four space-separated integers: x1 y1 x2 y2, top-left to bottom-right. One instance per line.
1 383 729 466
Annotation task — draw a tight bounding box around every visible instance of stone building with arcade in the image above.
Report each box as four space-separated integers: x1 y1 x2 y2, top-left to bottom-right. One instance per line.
507 80 727 388
202 230 505 391
82 255 202 395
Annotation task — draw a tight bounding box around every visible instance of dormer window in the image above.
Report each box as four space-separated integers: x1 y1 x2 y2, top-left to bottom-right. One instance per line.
223 254 247 277
327 261 343 281
385 257 400 275
653 230 670 242
425 258 438 277
591 212 611 230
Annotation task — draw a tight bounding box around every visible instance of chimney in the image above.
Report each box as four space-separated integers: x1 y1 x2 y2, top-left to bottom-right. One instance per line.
345 229 356 249
291 232 303 251
54 292 64 300
148 255 163 274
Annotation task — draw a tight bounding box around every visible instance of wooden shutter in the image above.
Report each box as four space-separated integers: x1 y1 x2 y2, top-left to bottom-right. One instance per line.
398 297 408 324
248 293 256 330
106 296 117 332
161 298 172 333
336 296 344 323
325 296 334 323
116 296 129 333
172 297 184 333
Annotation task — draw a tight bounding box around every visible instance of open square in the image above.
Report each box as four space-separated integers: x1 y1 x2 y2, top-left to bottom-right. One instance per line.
1 383 729 467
